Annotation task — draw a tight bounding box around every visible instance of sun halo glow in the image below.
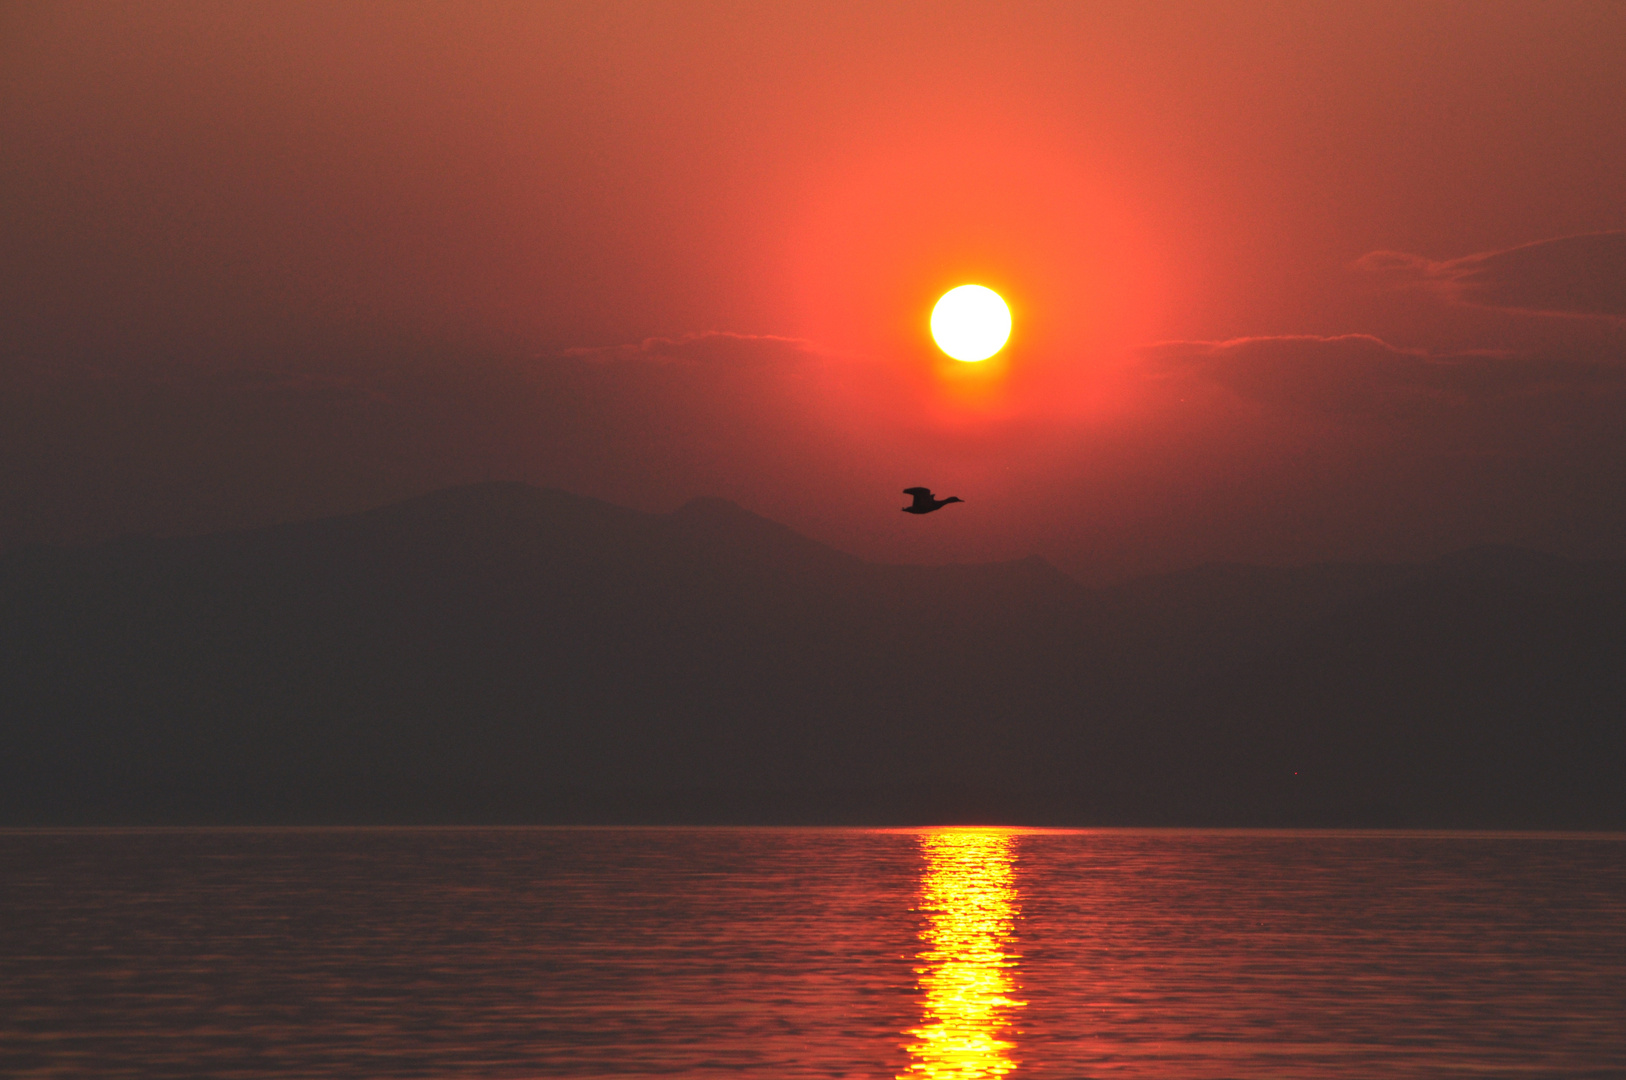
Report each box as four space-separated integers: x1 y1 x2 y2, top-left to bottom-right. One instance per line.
931 285 1011 362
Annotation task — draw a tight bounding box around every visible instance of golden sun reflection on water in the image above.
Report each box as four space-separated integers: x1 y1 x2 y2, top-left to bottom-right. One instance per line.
900 829 1025 1080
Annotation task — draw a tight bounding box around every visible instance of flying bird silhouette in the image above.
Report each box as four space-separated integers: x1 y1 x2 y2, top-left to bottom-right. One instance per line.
902 487 963 514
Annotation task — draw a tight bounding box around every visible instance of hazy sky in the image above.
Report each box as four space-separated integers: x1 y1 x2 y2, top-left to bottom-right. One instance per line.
5 0 1625 581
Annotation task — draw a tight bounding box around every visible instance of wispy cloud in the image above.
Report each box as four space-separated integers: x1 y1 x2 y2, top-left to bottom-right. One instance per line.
1355 231 1626 320
1138 334 1617 417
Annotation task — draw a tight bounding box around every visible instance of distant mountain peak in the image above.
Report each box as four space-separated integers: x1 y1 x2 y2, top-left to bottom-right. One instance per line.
358 480 599 517
359 481 651 525
672 495 755 519
661 495 863 574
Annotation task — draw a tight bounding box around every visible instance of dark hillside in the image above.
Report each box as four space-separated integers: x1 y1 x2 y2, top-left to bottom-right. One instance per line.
2 483 1621 826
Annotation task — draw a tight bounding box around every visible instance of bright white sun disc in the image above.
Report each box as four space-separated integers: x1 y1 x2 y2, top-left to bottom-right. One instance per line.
931 284 1011 362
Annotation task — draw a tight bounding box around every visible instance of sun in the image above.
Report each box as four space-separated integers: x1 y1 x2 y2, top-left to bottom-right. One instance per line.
931 285 1011 362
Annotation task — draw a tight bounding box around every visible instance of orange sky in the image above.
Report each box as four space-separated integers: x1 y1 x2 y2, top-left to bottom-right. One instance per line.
4 1 1625 580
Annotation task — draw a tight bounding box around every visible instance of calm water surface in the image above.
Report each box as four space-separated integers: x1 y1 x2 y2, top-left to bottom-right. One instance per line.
3 828 1623 1078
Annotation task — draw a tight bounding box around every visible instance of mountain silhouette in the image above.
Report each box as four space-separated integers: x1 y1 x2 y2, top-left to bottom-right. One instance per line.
2 482 1622 826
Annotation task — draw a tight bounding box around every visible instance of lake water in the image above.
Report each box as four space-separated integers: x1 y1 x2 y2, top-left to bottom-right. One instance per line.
3 828 1624 1078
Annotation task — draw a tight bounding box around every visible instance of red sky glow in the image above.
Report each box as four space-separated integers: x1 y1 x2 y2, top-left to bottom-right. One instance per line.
4 1 1625 582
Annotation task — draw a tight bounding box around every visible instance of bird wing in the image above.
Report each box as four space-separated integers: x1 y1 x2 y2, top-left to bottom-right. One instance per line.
902 487 932 497
902 487 934 509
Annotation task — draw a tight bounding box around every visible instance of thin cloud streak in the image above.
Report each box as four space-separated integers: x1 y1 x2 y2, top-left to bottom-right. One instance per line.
1356 231 1626 320
1137 333 1620 417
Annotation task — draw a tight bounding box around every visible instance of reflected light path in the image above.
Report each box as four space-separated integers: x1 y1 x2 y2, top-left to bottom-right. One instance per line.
900 829 1026 1080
